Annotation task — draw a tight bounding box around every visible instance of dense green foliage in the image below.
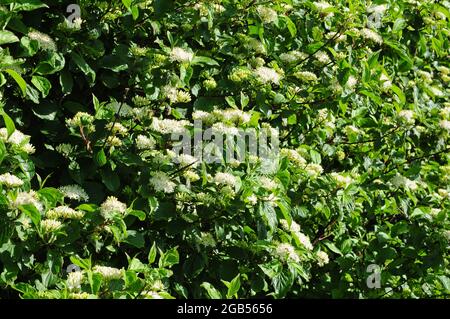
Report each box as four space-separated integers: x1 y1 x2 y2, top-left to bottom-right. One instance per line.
0 0 449 299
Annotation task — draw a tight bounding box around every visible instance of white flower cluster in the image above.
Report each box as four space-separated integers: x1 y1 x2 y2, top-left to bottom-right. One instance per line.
294 71 318 82
440 120 450 131
150 171 176 193
0 128 36 154
105 122 128 136
93 266 123 280
59 185 89 201
296 232 314 250
360 28 383 44
170 47 194 63
344 125 361 136
254 66 282 85
67 271 84 291
151 118 190 134
316 251 329 267
367 4 388 15
28 30 57 51
331 172 354 188
280 219 301 233
279 51 307 64
391 174 419 191
46 206 84 220
313 1 334 16
260 176 278 191
346 76 358 88
136 134 156 150
164 86 192 104
281 148 307 167
305 163 324 177
275 243 300 263
398 110 415 124
212 122 240 136
66 112 95 130
256 6 277 24
13 190 43 211
100 196 127 219
0 173 24 188
214 172 237 187
314 51 331 64
380 73 392 91
213 109 251 125
41 219 62 233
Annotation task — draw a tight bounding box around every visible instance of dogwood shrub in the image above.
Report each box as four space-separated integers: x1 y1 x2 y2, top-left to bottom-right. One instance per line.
0 0 449 299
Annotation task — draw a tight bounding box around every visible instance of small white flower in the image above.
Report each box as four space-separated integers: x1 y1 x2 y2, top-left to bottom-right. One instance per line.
150 171 176 193
151 118 190 134
281 149 307 167
8 130 28 146
59 185 89 201
316 251 329 266
93 266 123 280
439 120 450 131
170 47 194 63
0 173 24 188
14 191 43 212
247 194 258 206
279 51 307 64
136 134 156 150
46 206 84 220
193 110 216 124
175 154 198 168
305 164 324 177
41 219 62 233
346 76 358 88
331 173 353 188
212 122 240 136
280 219 301 233
314 51 331 64
106 122 128 136
275 243 300 263
254 66 282 85
67 271 84 291
367 4 388 15
100 196 127 218
214 172 237 187
313 1 334 16
294 71 318 82
260 176 278 190
360 28 383 44
296 232 314 250
398 110 415 124
28 30 57 51
256 6 277 24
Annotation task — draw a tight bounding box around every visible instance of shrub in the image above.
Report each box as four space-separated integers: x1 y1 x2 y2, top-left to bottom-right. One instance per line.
0 0 449 299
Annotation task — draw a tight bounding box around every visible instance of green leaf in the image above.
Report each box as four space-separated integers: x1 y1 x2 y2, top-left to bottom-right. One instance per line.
94 149 107 167
10 0 48 12
70 255 91 270
124 230 145 248
31 75 51 97
0 30 19 45
148 242 157 264
19 204 41 227
70 51 96 84
0 110 15 137
59 68 73 94
88 272 102 294
225 274 240 299
100 168 120 192
4 69 26 96
191 56 219 66
283 16 297 37
158 247 179 268
201 282 222 299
